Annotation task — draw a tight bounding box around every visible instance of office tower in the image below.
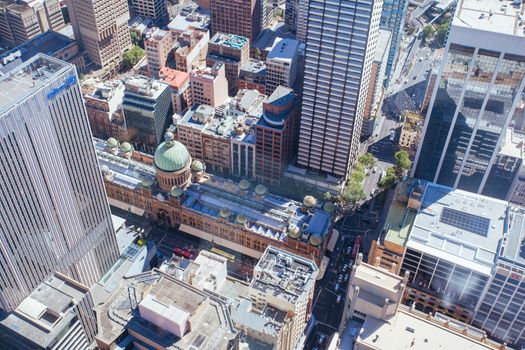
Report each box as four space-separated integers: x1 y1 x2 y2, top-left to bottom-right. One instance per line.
0 273 97 349
285 0 299 34
295 0 308 42
206 32 249 95
210 0 262 42
0 55 119 312
0 0 64 46
265 38 299 95
122 76 172 152
256 86 298 184
379 0 409 86
189 62 229 107
131 0 168 24
144 27 173 78
67 0 132 70
297 0 383 180
472 206 525 348
413 0 525 197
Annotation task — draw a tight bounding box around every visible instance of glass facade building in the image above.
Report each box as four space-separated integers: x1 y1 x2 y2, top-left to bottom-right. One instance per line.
0 55 119 312
413 43 525 198
379 0 409 86
297 0 383 178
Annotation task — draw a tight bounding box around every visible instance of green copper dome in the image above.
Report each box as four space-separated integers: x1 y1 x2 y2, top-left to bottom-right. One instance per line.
154 140 191 172
120 142 132 153
288 224 301 239
106 137 118 148
239 179 251 191
323 201 336 213
170 186 183 198
191 160 204 172
255 184 268 196
303 195 317 208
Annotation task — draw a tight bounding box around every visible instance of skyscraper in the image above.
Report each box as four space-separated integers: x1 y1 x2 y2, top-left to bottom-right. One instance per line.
0 54 119 312
412 0 525 197
379 0 409 86
210 0 262 42
67 0 132 69
297 0 383 179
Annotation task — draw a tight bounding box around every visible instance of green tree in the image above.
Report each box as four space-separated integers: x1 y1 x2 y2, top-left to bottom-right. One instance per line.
423 25 435 40
394 150 412 173
130 31 143 47
436 20 451 45
322 191 332 202
343 180 366 205
358 153 376 169
379 167 397 188
122 45 145 70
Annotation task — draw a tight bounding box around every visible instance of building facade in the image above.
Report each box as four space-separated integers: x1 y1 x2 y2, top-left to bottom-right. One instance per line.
159 67 191 114
131 0 168 24
206 32 249 96
210 0 262 42
122 76 173 153
67 0 132 69
379 0 409 86
189 63 229 107
297 0 383 180
238 59 266 94
265 38 299 95
255 86 298 184
0 55 119 312
0 0 64 46
144 27 173 78
413 0 525 199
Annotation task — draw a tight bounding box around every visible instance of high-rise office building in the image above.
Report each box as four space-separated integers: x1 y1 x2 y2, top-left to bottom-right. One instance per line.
0 0 65 46
0 55 119 312
131 0 168 24
210 0 262 42
297 0 383 179
67 0 132 70
413 0 525 197
379 0 409 86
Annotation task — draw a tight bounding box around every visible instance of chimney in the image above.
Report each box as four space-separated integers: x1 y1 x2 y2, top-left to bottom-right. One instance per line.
357 253 363 265
373 256 380 267
389 262 397 273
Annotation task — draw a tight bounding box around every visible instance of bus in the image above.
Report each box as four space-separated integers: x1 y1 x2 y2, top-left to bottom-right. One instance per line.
351 235 363 259
173 247 194 260
211 247 236 262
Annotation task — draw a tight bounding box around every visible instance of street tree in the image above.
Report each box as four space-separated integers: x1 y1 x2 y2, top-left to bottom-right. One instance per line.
122 46 145 70
379 167 397 188
343 179 366 205
322 191 332 202
423 25 435 40
394 150 412 173
358 153 376 169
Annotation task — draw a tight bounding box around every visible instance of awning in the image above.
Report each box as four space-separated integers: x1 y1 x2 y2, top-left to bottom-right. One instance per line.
108 198 145 216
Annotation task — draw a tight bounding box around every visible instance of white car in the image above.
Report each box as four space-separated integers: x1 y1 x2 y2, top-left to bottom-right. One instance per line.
336 295 342 303
334 283 340 291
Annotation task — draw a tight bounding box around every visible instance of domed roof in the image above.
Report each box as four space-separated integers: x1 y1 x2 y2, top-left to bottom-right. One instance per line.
303 195 317 208
255 184 267 196
236 214 248 225
309 234 322 246
219 208 231 218
288 224 301 239
191 160 204 172
170 186 183 198
154 140 191 172
120 142 132 153
323 201 336 213
106 137 118 148
141 178 153 188
239 179 251 191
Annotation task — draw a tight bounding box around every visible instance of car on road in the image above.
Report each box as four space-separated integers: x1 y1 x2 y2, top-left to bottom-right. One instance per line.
343 263 348 271
334 283 340 291
338 274 343 283
336 295 342 303
344 274 349 282
389 132 395 142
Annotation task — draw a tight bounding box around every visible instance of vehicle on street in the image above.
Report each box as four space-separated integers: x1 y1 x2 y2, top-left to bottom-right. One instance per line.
336 295 342 303
389 132 395 142
344 274 349 282
351 235 363 259
173 247 194 260
334 283 340 291
338 275 343 283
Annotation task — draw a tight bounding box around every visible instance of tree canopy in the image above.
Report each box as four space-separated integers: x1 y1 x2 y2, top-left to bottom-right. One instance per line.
122 46 144 70
436 19 451 45
343 179 366 205
394 150 412 172
379 167 397 188
423 25 435 40
358 153 376 169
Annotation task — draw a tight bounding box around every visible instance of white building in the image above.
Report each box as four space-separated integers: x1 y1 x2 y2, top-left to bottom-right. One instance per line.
265 38 299 96
0 55 119 311
297 0 383 180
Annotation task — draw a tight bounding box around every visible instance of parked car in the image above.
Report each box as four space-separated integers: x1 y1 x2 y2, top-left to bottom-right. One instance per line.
336 295 342 303
334 283 340 291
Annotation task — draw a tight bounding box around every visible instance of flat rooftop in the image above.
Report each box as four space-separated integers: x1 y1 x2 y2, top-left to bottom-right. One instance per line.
251 246 318 304
499 127 525 159
0 274 89 347
356 307 502 350
240 59 267 75
501 206 525 267
167 11 210 32
123 76 170 99
454 0 525 38
210 32 248 49
267 38 299 62
83 79 125 114
353 261 405 293
407 183 507 275
0 54 70 114
375 29 392 61
97 270 238 349
159 67 189 90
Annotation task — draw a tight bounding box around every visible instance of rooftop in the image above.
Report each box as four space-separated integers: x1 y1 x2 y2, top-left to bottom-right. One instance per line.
499 127 525 159
0 274 90 347
83 79 125 114
123 75 170 99
0 31 76 72
401 112 424 133
210 32 248 50
454 0 525 38
167 10 210 33
266 38 299 62
252 29 286 52
258 86 296 129
407 183 507 275
0 54 69 114
128 16 152 34
500 206 525 267
144 27 171 42
96 270 238 349
240 59 267 75
354 260 405 293
159 67 189 90
356 306 504 350
251 246 318 305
